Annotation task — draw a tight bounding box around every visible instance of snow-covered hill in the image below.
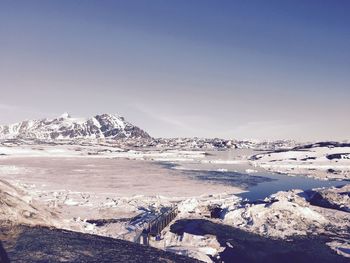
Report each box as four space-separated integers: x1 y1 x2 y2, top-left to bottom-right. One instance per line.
250 141 350 180
0 113 151 140
152 138 297 150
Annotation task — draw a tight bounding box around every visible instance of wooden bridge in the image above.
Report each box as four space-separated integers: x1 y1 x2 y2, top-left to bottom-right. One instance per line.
134 206 178 245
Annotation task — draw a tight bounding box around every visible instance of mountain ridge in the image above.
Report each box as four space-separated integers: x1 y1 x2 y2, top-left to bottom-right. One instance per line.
0 113 151 140
0 114 298 150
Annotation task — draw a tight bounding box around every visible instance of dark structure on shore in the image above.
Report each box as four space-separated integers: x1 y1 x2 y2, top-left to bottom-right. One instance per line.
135 206 179 245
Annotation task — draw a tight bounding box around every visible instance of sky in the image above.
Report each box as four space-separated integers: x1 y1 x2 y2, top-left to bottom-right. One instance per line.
0 0 349 141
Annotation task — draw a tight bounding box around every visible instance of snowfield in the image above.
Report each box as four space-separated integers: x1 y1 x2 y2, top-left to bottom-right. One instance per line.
224 190 330 238
251 142 350 180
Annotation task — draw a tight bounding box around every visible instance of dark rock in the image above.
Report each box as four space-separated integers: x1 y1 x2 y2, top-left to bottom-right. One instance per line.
170 219 348 263
0 241 10 263
1 225 200 263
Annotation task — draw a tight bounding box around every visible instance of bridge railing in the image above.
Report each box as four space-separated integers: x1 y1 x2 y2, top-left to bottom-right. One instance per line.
146 206 178 236
133 205 179 245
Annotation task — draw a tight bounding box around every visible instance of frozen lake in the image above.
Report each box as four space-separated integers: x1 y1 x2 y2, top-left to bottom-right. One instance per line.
162 164 347 200
0 148 348 201
237 171 348 200
0 156 240 197
165 149 349 200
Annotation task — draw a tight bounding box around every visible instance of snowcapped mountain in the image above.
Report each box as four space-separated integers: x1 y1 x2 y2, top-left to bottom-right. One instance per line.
0 113 298 150
0 113 151 140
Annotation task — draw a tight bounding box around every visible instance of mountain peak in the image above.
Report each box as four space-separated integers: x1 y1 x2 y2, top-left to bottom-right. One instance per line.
0 113 151 140
59 112 71 119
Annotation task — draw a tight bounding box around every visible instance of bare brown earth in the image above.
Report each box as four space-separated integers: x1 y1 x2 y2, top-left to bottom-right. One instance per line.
0 224 200 263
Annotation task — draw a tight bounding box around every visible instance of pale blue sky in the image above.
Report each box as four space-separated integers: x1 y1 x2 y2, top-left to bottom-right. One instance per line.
0 1 349 141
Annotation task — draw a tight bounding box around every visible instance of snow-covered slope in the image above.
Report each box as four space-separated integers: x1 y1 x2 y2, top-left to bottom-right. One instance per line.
0 113 151 140
0 179 62 226
222 185 350 240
